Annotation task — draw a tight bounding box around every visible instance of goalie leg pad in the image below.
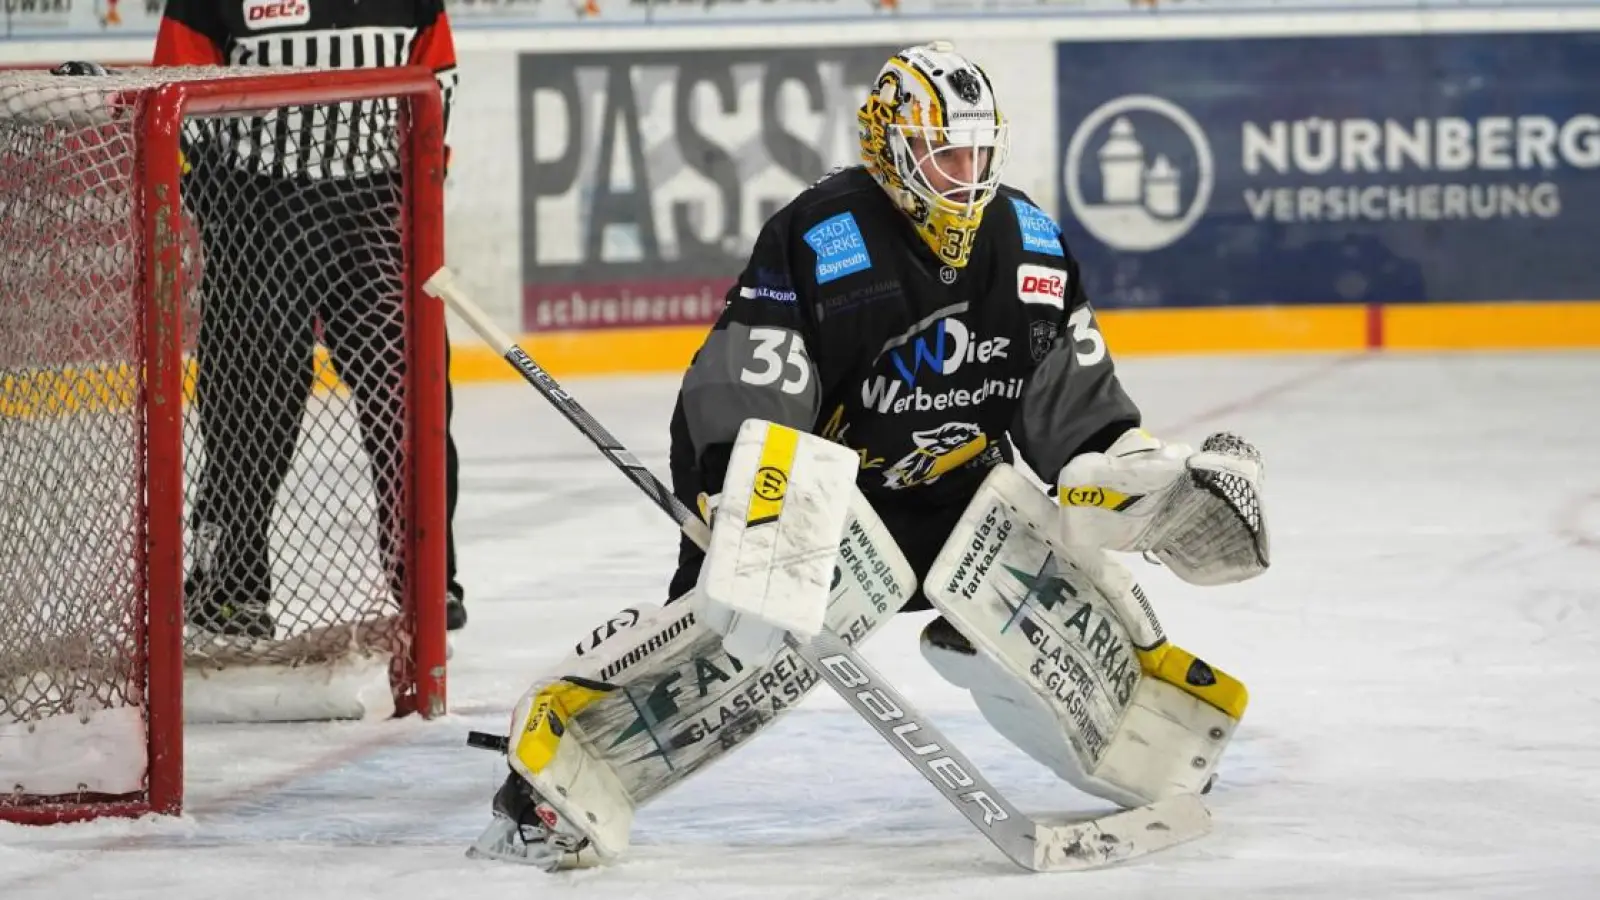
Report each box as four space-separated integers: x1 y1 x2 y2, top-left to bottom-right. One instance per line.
479 495 915 868
920 619 1243 809
918 617 1144 805
923 464 1246 808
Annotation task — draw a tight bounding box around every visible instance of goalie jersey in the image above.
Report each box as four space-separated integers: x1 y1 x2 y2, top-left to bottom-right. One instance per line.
669 167 1140 552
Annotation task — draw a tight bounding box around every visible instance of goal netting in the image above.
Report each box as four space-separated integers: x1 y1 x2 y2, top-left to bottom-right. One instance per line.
0 65 449 823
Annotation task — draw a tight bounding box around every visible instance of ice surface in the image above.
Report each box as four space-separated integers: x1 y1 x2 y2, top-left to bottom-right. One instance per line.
5 351 1600 898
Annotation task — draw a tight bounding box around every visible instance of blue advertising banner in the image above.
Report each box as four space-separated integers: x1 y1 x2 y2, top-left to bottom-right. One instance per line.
1054 32 1600 309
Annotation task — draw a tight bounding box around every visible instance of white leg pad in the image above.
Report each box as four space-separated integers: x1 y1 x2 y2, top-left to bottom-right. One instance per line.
1096 676 1238 801
921 463 1247 808
515 718 635 862
920 628 1149 809
484 490 918 868
921 628 1237 807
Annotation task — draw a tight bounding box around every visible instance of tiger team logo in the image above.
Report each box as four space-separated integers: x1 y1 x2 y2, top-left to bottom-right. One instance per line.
882 422 987 489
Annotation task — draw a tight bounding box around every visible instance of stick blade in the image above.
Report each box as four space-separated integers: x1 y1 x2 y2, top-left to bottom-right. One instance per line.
1027 793 1213 872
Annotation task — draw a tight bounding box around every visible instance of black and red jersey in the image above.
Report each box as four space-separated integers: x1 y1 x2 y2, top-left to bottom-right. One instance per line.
153 0 458 178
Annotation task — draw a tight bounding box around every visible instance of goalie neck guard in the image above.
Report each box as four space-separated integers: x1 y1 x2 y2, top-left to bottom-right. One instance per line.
857 41 1010 269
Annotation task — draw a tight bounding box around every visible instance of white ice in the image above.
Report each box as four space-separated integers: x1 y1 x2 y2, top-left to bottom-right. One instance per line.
4 351 1600 898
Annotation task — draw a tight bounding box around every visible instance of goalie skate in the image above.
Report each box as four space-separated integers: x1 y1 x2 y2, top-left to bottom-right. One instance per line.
468 768 602 871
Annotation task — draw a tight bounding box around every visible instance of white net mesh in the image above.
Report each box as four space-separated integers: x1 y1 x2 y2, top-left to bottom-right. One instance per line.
0 66 440 815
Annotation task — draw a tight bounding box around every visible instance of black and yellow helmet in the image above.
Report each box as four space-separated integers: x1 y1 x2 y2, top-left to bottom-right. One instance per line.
858 41 1009 268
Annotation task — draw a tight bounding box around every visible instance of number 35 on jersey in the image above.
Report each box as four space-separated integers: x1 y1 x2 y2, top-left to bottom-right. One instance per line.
738 326 813 395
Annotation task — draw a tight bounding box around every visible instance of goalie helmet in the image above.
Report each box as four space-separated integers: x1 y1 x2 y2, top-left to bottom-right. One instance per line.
857 41 1010 268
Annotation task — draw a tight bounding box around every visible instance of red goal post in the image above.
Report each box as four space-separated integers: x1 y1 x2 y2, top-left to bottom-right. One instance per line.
0 65 450 824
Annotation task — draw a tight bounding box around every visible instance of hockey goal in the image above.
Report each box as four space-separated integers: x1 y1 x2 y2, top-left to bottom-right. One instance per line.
0 66 449 824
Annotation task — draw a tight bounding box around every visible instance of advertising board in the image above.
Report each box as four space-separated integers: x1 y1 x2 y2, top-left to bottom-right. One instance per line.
1055 31 1600 311
518 46 896 336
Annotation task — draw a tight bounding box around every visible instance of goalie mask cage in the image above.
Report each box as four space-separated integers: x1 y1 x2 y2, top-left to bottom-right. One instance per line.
0 66 449 824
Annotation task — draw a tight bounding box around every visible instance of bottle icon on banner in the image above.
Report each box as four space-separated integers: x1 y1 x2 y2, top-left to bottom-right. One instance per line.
1098 118 1145 205
1143 155 1180 218
1095 117 1183 220
1064 96 1214 253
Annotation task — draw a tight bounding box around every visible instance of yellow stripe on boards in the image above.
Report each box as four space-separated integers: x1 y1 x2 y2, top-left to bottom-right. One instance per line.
422 301 1600 385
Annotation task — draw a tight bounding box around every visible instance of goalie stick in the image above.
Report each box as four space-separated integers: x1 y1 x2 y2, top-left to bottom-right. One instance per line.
422 267 1212 872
